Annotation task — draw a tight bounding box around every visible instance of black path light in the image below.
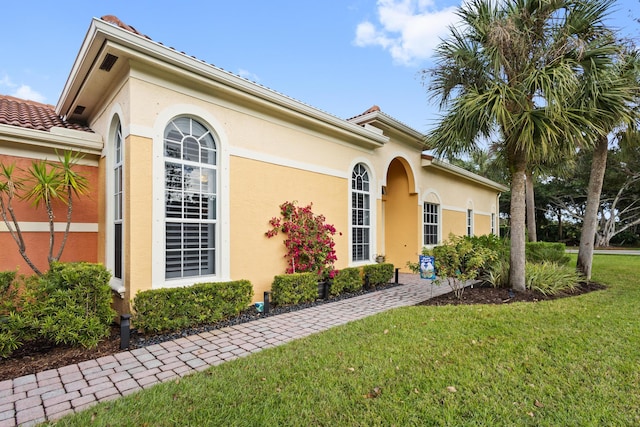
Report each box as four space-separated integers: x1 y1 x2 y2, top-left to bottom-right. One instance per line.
120 314 131 350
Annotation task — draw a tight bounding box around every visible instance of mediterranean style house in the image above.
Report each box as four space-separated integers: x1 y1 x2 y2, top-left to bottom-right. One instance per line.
0 16 507 313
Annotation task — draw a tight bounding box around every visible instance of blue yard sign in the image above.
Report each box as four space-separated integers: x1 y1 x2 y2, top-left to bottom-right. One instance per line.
419 255 436 280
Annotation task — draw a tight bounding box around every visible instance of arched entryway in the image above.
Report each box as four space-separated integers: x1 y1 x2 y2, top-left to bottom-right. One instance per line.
383 158 419 271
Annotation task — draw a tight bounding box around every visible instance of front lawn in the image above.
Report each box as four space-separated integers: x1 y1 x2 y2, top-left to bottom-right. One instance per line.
50 255 640 426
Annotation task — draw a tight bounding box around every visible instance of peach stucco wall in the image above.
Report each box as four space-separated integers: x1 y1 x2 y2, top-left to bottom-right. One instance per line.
229 156 349 298
80 65 502 310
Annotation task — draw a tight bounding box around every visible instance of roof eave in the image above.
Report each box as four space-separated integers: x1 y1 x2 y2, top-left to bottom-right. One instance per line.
349 111 425 150
58 18 389 149
421 154 508 192
0 124 103 156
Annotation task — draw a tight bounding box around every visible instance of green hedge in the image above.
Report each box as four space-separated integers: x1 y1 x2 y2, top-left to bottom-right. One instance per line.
133 280 253 333
18 262 115 349
0 271 17 315
271 272 318 306
0 271 15 294
526 242 570 265
363 263 395 287
330 267 362 296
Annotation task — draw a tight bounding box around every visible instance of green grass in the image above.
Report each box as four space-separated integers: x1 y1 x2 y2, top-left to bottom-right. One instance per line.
50 255 640 426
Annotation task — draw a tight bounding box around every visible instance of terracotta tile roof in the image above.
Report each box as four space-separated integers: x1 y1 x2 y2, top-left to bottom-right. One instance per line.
0 95 93 133
101 15 149 39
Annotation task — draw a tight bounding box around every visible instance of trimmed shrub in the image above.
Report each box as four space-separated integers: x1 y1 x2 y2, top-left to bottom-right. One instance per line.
429 235 498 298
0 271 17 315
526 241 570 265
363 263 395 287
525 261 581 295
330 267 362 296
20 262 115 348
271 272 318 306
0 271 16 294
133 280 253 333
0 330 21 358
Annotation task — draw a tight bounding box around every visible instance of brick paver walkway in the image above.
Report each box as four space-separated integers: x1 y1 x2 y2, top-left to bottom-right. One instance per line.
0 274 447 426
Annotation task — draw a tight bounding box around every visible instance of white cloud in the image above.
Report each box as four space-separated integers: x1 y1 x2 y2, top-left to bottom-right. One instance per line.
0 74 47 103
12 85 47 103
237 69 261 82
354 0 459 66
0 75 14 88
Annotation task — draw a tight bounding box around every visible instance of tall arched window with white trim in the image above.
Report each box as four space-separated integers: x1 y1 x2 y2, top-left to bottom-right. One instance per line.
113 121 123 280
352 163 370 261
164 117 217 279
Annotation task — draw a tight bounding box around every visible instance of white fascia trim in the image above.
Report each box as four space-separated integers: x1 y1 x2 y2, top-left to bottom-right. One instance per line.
0 124 103 157
0 222 99 232
422 157 509 192
229 146 349 179
61 18 389 149
350 111 424 148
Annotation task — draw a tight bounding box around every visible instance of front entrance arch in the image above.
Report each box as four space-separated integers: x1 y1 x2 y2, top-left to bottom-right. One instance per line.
384 158 419 272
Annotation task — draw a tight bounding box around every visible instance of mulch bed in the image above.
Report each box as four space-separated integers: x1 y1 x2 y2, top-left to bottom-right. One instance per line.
0 281 606 382
416 281 606 306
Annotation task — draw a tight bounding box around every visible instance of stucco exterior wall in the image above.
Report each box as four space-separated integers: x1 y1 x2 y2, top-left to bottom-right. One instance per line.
125 134 154 303
229 156 349 297
65 61 503 309
0 153 99 274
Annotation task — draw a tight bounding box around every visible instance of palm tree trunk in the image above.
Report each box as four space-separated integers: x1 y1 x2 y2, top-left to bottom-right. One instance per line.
525 169 537 242
0 197 43 276
577 135 608 280
46 199 55 266
55 186 73 261
509 158 527 292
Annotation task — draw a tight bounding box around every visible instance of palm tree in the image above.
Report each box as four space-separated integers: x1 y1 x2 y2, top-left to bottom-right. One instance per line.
0 163 42 275
425 0 617 291
54 151 89 261
0 151 88 275
577 49 640 280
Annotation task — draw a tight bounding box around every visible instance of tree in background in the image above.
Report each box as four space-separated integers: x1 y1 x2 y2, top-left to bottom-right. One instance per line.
576 48 640 280
425 0 616 291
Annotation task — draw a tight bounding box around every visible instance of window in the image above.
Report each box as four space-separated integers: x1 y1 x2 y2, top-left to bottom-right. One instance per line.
113 121 123 279
423 202 439 245
352 164 370 261
164 117 217 279
467 209 474 237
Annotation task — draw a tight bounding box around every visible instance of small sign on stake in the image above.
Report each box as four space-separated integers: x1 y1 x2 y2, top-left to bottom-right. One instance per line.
419 255 436 280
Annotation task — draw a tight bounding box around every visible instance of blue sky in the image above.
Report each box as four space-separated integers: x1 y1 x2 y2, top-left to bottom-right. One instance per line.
1 0 637 133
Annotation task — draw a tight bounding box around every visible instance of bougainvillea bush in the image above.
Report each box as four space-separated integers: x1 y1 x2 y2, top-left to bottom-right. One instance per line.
266 201 339 279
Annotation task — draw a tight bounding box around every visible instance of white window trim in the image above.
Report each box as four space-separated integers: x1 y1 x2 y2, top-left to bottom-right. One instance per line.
348 158 377 265
422 190 442 247
423 202 440 246
151 105 231 289
164 117 217 280
104 110 125 296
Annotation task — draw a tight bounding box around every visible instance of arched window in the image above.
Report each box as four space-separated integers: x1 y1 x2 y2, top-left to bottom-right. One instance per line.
164 117 217 279
113 120 123 279
352 163 370 261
